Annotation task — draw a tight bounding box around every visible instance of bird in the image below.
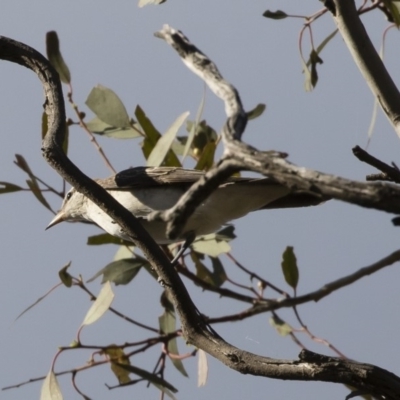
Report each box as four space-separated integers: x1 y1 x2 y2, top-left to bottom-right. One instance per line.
47 166 327 245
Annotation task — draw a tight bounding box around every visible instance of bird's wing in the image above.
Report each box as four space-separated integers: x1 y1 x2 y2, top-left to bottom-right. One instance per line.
98 166 258 189
97 166 328 209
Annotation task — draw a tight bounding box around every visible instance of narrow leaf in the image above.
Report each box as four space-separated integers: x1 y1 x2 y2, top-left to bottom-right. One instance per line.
147 111 189 167
0 181 23 194
194 141 216 171
192 234 231 257
197 349 208 387
14 154 35 176
158 295 188 375
87 233 132 246
26 179 53 211
183 88 205 161
246 103 266 120
85 85 130 128
81 281 114 326
263 10 288 20
116 363 178 397
40 370 63 400
87 258 146 285
136 105 181 166
306 29 338 68
14 155 49 209
281 246 299 289
46 31 71 84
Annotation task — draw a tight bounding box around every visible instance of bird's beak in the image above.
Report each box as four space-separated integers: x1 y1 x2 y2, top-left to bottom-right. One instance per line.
46 211 65 230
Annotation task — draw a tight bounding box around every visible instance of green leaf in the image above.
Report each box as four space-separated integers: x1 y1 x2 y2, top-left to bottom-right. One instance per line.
184 120 218 159
192 234 231 257
87 233 132 246
281 246 299 289
85 85 130 128
115 363 178 398
246 103 266 120
306 29 338 68
263 10 288 20
46 31 71 84
26 179 53 211
58 262 72 288
147 111 189 167
159 309 188 377
14 155 54 211
135 105 181 166
383 0 400 26
85 117 141 139
269 314 293 336
40 370 64 400
113 245 135 261
0 181 23 194
194 141 216 171
183 89 205 161
81 281 114 326
87 258 146 285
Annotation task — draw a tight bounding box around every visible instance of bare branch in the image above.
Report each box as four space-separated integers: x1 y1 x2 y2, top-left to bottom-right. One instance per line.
331 0 400 137
353 145 400 183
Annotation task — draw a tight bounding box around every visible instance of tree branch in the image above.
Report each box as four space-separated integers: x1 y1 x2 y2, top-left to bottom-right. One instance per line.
330 0 400 137
2 30 400 397
152 24 400 244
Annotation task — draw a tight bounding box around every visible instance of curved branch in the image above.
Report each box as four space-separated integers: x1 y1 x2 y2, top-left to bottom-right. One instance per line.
331 0 400 136
0 34 204 350
2 32 400 397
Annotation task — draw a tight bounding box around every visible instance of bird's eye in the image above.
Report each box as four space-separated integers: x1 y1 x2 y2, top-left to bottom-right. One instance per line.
66 192 73 201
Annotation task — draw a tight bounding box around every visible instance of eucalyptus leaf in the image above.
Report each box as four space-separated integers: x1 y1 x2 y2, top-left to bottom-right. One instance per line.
263 10 288 20
0 181 23 194
81 281 114 326
86 85 130 128
46 31 71 84
40 370 63 400
147 111 189 167
246 103 266 120
281 246 299 289
192 234 231 257
87 258 146 285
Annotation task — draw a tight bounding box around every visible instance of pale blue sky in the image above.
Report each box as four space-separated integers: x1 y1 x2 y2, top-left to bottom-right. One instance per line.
1 1 400 399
